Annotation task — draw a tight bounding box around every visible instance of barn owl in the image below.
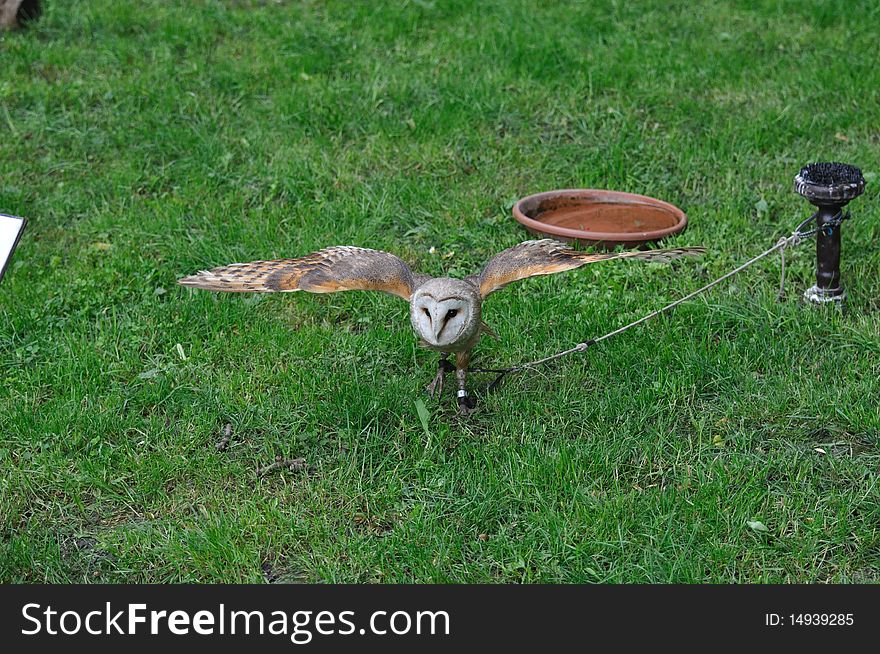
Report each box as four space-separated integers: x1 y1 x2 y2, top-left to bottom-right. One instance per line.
179 239 704 414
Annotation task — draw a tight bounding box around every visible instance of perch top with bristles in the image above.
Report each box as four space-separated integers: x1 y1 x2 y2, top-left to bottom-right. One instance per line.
794 162 865 204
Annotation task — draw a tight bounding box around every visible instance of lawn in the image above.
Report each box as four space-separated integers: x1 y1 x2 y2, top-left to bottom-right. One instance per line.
1 0 878 583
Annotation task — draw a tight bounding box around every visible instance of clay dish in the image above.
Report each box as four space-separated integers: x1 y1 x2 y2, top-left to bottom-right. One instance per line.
513 189 688 249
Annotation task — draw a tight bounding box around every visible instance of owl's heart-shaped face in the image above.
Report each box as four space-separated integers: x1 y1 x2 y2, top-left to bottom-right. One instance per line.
410 278 480 349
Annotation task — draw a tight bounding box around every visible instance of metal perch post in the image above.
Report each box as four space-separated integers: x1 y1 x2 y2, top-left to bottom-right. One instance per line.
794 162 866 305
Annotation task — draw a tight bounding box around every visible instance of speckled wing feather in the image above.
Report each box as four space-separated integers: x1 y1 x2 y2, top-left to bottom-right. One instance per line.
470 239 705 298
178 246 424 301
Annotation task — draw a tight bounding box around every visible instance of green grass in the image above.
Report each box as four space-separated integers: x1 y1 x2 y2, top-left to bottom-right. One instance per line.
1 0 879 583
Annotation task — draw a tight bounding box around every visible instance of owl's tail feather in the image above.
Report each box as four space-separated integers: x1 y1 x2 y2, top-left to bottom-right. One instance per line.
480 321 500 340
618 246 706 263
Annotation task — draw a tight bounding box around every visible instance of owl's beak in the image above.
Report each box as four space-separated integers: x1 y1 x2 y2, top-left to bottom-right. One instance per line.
430 308 446 344
422 330 440 346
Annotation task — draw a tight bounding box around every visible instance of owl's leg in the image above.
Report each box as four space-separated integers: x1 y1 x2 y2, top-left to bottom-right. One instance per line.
425 353 454 398
455 351 477 416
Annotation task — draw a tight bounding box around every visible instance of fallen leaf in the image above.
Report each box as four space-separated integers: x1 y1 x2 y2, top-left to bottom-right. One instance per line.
747 520 769 532
257 457 306 476
414 399 431 440
754 199 769 216
835 132 849 142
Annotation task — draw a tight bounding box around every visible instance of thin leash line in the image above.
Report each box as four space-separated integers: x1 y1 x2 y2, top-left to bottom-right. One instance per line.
469 211 844 388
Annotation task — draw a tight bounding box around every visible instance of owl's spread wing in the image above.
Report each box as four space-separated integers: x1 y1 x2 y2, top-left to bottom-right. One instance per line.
179 246 425 301
470 239 705 298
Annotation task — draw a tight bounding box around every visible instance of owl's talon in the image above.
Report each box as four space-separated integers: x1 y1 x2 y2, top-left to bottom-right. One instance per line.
425 372 444 398
457 394 477 416
425 355 454 399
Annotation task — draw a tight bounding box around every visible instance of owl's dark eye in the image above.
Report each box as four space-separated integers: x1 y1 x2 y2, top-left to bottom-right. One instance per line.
446 309 458 319
422 308 431 317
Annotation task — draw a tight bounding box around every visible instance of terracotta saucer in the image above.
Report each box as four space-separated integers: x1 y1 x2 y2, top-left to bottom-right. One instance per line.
513 189 688 249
